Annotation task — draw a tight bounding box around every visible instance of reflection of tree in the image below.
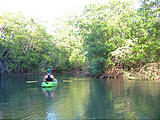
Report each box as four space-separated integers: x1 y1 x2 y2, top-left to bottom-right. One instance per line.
81 80 110 119
82 79 160 119
124 82 160 119
54 80 90 119
0 76 47 119
0 76 160 119
110 80 160 119
81 79 126 119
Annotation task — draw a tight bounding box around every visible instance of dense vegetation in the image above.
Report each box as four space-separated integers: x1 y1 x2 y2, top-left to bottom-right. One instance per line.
0 0 159 77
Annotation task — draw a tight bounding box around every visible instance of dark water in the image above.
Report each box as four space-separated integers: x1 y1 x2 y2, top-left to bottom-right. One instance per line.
0 74 160 119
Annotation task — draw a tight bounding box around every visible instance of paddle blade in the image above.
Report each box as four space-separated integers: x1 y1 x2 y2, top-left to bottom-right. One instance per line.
26 81 38 83
62 80 73 82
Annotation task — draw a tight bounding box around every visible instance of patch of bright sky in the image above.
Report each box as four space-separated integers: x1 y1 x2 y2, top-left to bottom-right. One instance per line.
0 0 140 34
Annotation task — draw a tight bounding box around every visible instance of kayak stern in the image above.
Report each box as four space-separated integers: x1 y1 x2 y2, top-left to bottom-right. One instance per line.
41 79 58 87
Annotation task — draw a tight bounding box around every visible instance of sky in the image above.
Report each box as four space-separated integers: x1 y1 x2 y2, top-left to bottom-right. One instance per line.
0 0 99 33
0 0 98 19
0 0 139 33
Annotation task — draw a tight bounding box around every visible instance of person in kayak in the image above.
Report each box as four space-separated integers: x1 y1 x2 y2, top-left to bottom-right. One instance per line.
43 68 55 82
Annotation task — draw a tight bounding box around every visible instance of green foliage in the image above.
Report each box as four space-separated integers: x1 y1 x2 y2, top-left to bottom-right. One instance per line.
0 12 57 73
111 0 160 69
0 0 159 76
72 0 159 76
52 18 86 72
74 0 137 75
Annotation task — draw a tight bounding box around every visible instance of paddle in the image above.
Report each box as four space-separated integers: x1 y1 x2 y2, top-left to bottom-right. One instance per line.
26 80 73 83
41 79 72 83
26 81 38 83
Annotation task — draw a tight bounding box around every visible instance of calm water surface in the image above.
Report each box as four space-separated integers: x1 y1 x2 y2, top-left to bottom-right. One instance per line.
0 74 160 119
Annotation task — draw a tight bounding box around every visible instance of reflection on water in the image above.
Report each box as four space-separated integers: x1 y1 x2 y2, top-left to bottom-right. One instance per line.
42 87 56 98
0 75 160 119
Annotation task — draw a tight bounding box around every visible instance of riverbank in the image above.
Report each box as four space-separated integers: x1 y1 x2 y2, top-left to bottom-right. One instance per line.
99 63 160 81
122 63 160 81
1 63 159 81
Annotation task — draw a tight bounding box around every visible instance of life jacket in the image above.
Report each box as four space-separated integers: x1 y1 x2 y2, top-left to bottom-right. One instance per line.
46 75 53 81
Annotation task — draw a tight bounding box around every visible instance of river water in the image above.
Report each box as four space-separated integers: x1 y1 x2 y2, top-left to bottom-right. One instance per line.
0 74 160 119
